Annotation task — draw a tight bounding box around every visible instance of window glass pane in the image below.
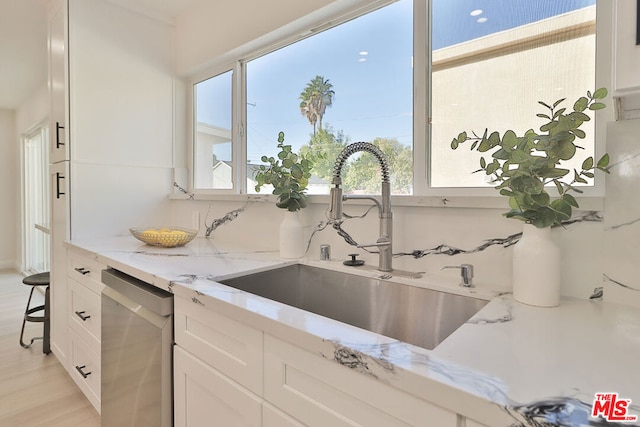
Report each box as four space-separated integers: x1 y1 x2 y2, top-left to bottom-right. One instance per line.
430 0 597 188
246 0 413 195
194 70 233 189
24 127 50 273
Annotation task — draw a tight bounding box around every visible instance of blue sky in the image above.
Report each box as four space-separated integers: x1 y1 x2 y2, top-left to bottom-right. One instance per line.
246 0 413 162
197 0 596 163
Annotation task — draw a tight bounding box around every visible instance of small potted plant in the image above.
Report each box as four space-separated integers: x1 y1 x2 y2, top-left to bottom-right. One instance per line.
255 131 315 258
450 88 610 307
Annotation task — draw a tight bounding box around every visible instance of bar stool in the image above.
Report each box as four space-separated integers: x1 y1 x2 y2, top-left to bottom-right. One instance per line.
20 272 51 354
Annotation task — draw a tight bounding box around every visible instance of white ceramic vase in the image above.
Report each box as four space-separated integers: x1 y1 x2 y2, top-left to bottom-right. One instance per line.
279 211 305 259
512 223 561 307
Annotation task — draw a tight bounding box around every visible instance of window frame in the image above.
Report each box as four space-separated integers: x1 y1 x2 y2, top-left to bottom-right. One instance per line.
21 122 51 274
182 0 612 209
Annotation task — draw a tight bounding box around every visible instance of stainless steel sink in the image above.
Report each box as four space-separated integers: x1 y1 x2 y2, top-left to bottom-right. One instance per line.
219 264 488 350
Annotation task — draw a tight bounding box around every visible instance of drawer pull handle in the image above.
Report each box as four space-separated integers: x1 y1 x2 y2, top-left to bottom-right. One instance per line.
56 122 65 148
75 310 91 321
56 172 65 199
75 365 91 378
74 267 90 275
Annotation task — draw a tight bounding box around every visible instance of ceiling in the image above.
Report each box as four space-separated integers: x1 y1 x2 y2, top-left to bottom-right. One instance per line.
105 0 200 23
0 0 199 111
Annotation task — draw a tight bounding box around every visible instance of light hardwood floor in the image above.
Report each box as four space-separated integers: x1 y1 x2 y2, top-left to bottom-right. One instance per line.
0 269 100 427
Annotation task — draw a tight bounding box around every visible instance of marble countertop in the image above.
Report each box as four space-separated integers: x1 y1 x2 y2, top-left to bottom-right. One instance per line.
66 236 640 426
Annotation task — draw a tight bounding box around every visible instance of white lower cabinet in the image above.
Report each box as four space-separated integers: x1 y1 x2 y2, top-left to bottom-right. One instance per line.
65 248 105 413
264 335 458 427
465 419 488 427
174 296 463 427
49 161 69 363
174 298 263 394
174 346 262 427
262 403 305 427
68 328 101 410
68 278 101 342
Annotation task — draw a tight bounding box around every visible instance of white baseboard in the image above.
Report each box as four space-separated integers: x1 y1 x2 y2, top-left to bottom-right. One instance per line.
0 260 20 272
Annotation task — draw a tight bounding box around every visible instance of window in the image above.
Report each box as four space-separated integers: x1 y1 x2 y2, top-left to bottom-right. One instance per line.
245 0 413 195
194 70 234 190
23 125 50 274
430 0 598 188
191 0 600 197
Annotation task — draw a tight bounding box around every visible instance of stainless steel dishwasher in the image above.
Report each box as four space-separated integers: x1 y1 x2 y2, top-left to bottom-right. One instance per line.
101 268 173 427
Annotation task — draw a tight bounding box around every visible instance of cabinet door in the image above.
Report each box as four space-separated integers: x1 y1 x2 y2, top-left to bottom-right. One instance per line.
264 335 458 427
67 249 105 295
263 403 305 427
68 277 101 344
48 0 69 163
174 297 263 395
465 419 489 427
68 329 101 412
174 346 262 427
49 161 69 362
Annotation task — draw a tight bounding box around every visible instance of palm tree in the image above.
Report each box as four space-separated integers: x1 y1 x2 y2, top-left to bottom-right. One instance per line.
299 76 335 136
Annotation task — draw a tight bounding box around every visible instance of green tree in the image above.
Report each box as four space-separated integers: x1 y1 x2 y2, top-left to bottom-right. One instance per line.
299 126 349 183
299 76 335 136
343 137 413 194
296 79 412 195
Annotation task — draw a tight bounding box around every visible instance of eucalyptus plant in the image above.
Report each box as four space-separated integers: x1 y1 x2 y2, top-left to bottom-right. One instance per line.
254 131 315 212
451 88 610 228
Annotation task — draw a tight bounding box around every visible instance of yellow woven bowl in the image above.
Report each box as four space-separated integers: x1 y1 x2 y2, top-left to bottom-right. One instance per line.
130 227 197 248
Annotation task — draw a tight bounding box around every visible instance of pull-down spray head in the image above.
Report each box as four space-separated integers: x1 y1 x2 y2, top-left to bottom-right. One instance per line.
328 142 391 222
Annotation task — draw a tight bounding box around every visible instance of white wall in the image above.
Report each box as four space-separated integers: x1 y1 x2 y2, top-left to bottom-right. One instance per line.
0 85 50 271
0 109 17 269
15 85 49 136
15 85 49 272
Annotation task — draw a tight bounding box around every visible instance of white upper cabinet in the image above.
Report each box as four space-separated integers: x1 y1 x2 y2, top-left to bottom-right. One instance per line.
48 0 68 164
613 0 640 94
58 0 175 239
68 0 174 167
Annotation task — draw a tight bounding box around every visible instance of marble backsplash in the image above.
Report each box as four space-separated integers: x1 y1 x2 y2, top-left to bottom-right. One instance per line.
169 195 606 301
604 117 640 308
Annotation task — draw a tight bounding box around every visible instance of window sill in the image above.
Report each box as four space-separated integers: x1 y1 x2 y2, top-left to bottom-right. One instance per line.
169 192 604 211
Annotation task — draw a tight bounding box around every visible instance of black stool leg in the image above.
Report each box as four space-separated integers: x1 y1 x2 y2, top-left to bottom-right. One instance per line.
20 286 37 349
43 286 50 354
19 286 45 349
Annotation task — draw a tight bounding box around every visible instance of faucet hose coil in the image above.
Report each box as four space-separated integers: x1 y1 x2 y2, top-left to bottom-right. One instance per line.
332 142 391 184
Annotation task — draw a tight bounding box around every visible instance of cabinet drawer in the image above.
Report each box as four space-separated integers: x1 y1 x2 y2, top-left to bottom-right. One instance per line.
263 403 305 427
174 346 262 427
264 335 458 427
67 250 106 295
174 297 263 395
466 419 489 427
68 329 101 413
68 278 101 344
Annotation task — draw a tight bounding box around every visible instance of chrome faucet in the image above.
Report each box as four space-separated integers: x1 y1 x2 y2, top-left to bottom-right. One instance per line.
328 142 393 272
